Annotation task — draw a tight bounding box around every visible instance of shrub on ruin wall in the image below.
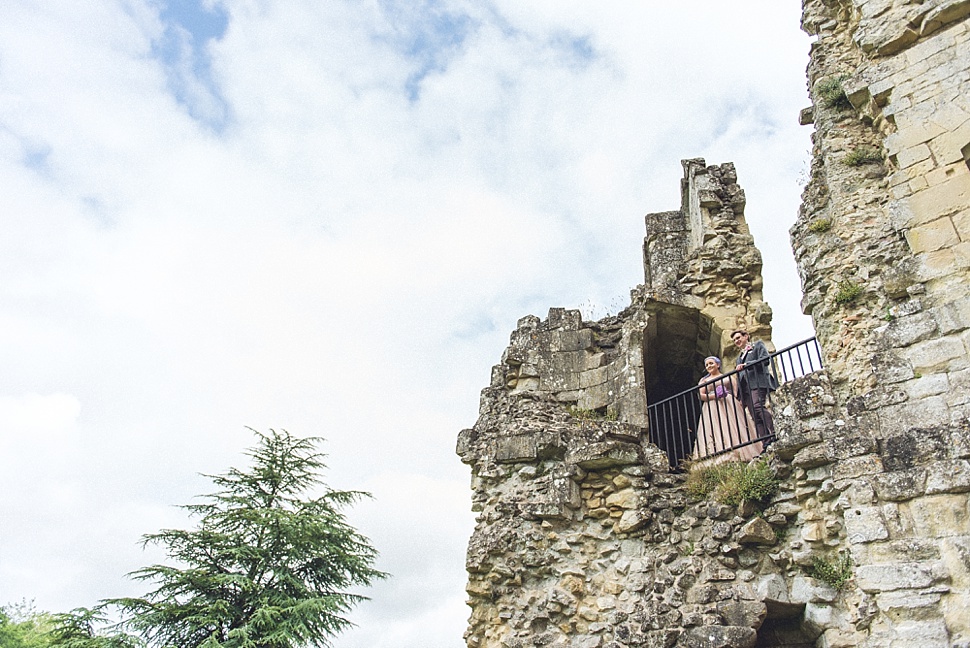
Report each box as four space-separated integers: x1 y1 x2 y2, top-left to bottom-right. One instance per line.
808 218 832 233
807 553 853 590
843 146 883 167
834 279 863 304
815 75 851 110
685 459 778 506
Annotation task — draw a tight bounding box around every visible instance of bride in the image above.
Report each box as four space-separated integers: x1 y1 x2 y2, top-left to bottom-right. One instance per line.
692 356 762 464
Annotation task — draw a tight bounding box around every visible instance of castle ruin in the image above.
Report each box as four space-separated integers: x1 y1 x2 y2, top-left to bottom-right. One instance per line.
458 1 970 647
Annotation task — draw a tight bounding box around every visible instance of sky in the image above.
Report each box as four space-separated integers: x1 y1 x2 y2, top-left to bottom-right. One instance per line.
0 1 814 646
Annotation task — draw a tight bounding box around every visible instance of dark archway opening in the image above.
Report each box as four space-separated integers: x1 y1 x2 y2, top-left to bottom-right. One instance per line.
755 601 815 647
642 304 723 466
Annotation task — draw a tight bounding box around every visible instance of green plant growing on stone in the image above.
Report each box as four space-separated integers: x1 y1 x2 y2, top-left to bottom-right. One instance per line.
773 524 790 544
567 407 598 420
808 218 832 233
679 540 695 557
816 75 851 110
834 279 863 304
844 146 883 166
684 462 726 499
807 553 853 590
685 460 778 506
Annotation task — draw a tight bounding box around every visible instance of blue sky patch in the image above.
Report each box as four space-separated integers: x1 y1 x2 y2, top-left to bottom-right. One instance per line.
22 143 52 175
550 32 596 69
376 0 476 102
152 0 230 130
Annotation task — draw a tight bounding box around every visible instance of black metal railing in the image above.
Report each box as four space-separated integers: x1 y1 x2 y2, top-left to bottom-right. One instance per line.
647 337 823 469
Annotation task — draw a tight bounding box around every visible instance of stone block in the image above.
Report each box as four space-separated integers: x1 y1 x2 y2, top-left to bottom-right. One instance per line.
806 465 833 484
861 385 908 412
903 172 970 224
905 373 950 398
879 310 939 347
755 574 797 613
878 397 951 433
892 619 952 646
495 435 537 463
580 366 608 389
917 248 958 281
560 329 593 352
907 494 970 537
802 603 848 639
869 537 941 563
833 455 884 480
789 574 837 604
566 441 640 470
869 350 916 383
800 521 825 542
905 216 960 253
585 352 606 370
854 562 940 592
951 208 970 246
844 505 890 543
819 628 860 648
716 600 767 629
901 337 969 372
925 459 970 493
948 425 970 459
539 371 580 393
889 297 923 319
885 118 946 154
875 588 945 614
772 428 824 460
682 625 756 648
794 442 836 468
950 239 970 270
605 489 639 510
547 307 582 331
897 142 932 168
873 468 927 501
616 509 650 533
738 517 776 545
578 381 611 411
881 427 950 470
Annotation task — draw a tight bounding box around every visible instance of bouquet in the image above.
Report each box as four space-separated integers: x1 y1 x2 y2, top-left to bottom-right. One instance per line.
714 385 726 399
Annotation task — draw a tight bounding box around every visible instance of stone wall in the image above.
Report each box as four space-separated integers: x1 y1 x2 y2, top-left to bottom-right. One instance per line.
793 0 970 429
770 375 970 647
458 4 970 646
458 162 795 648
642 159 772 363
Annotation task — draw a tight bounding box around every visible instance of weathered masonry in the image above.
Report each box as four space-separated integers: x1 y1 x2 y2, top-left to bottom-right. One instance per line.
457 2 970 647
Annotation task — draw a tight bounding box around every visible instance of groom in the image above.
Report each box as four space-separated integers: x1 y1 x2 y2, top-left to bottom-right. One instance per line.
731 329 778 440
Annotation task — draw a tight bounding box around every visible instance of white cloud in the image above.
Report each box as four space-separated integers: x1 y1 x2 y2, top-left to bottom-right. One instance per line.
0 1 813 645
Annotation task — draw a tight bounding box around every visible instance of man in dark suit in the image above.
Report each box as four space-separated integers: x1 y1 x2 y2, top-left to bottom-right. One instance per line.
731 329 778 440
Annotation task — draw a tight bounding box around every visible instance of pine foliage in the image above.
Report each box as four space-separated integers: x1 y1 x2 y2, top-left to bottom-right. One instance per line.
106 429 386 648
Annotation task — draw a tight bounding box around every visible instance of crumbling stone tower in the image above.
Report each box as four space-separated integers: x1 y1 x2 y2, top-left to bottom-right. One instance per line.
458 3 970 647
457 161 779 648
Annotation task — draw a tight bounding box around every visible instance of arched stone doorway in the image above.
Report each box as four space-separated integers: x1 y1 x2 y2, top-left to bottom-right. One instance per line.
642 304 724 465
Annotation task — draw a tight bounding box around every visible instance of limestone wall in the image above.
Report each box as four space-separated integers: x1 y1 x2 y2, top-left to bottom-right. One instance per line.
459 367 970 648
457 160 793 648
770 375 970 647
793 0 970 430
496 308 649 428
458 5 970 643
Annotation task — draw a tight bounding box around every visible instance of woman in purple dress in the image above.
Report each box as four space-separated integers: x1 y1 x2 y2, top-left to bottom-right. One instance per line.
692 356 762 464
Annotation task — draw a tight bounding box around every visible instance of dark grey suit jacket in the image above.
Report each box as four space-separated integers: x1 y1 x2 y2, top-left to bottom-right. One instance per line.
737 340 779 391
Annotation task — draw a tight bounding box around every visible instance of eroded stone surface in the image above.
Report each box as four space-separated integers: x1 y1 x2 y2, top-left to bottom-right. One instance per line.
460 4 970 644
